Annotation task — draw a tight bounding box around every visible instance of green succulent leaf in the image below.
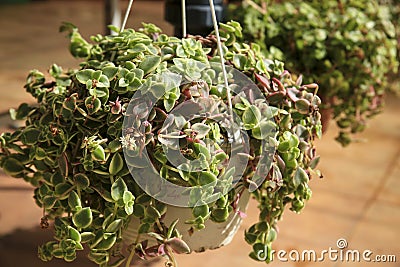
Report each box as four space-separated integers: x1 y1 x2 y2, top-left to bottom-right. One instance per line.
198 171 217 186
80 232 95 243
92 146 106 161
73 207 93 229
109 153 124 175
102 66 118 80
2 158 24 176
68 226 82 242
165 238 191 254
10 103 32 120
293 167 309 188
192 204 209 218
123 191 135 215
191 123 211 139
54 183 73 198
252 120 276 140
68 191 82 211
43 196 58 209
242 105 261 130
96 75 110 88
111 178 128 202
105 219 123 233
138 223 151 234
139 55 161 75
232 54 247 69
295 99 311 114
22 128 41 145
145 205 161 219
94 234 116 250
76 69 95 84
211 207 229 222
74 173 90 189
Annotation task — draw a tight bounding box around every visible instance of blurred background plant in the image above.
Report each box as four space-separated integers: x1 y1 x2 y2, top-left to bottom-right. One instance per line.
229 0 399 146
379 0 400 92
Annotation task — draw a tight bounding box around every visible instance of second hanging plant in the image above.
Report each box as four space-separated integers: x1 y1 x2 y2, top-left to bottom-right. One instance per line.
230 0 399 145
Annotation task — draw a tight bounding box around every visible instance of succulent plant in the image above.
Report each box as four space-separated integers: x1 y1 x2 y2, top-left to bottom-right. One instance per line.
380 0 400 90
230 0 399 146
0 21 321 266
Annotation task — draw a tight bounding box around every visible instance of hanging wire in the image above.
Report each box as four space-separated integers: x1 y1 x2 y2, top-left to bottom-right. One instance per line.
208 0 234 120
121 0 135 32
181 0 187 37
110 0 135 62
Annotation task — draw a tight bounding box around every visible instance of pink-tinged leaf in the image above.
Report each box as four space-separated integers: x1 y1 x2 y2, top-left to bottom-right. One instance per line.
272 77 285 92
165 238 191 254
135 251 145 260
254 73 271 90
303 83 319 90
280 70 290 79
145 245 159 257
266 91 286 102
237 210 247 219
296 74 303 86
287 87 300 102
232 193 241 210
158 244 166 256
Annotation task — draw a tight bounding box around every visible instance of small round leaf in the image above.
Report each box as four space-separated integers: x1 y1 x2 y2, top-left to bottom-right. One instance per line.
73 207 93 229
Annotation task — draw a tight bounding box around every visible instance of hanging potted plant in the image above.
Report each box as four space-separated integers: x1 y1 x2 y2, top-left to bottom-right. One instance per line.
230 0 399 146
0 20 321 266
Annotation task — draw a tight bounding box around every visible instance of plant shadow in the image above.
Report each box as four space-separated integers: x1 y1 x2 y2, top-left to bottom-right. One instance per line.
0 227 160 267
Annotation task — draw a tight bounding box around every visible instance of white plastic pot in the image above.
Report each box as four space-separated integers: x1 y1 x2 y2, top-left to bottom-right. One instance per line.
123 190 250 253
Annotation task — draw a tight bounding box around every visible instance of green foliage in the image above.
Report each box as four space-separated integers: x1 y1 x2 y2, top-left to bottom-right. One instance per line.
380 0 400 92
0 21 322 266
231 0 399 146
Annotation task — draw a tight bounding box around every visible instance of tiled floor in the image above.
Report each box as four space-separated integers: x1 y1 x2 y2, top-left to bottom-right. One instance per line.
0 1 399 267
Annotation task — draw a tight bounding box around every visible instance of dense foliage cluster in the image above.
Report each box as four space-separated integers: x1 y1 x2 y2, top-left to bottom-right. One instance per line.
231 0 399 145
0 21 321 266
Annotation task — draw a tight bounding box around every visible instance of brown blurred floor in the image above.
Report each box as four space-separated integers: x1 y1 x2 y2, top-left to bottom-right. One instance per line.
0 1 399 267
